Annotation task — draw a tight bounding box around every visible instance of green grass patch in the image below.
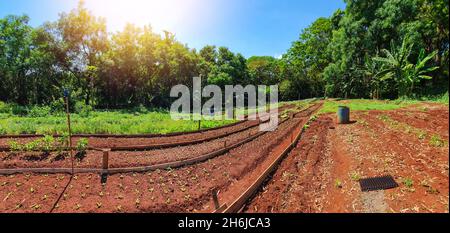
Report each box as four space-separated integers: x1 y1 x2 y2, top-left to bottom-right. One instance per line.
396 92 449 105
0 100 305 135
0 110 237 135
318 99 415 114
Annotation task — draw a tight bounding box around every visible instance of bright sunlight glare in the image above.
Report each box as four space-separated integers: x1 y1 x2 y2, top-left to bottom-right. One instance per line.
83 0 220 33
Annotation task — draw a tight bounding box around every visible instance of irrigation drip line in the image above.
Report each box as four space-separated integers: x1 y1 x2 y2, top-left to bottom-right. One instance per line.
49 175 73 213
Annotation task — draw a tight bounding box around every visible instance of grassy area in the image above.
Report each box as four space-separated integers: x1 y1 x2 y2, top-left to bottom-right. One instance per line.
0 100 308 135
0 110 237 135
317 99 415 114
395 92 449 105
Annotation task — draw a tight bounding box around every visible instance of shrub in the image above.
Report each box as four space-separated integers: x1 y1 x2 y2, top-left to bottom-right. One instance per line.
39 135 55 153
403 178 414 188
334 179 343 188
429 135 445 147
50 99 65 114
11 104 28 116
0 125 6 135
0 101 11 114
8 140 23 152
28 106 51 117
350 171 361 181
57 133 69 151
309 115 318 122
24 140 40 152
132 104 148 114
75 101 93 117
76 138 89 152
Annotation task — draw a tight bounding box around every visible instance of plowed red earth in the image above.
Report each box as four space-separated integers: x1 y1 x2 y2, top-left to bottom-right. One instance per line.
0 120 258 149
0 104 297 149
246 102 449 213
0 106 300 169
0 104 314 213
0 121 264 169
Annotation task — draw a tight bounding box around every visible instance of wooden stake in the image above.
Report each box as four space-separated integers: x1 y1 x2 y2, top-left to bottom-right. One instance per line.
102 149 110 171
65 96 74 175
212 188 220 210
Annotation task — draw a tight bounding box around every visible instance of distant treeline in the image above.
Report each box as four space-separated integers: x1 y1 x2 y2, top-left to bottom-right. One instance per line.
0 0 448 109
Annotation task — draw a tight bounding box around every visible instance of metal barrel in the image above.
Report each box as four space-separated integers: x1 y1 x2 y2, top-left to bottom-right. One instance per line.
337 106 350 124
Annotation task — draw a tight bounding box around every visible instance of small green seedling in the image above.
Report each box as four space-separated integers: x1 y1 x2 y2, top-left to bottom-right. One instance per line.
350 171 361 181
417 131 427 140
429 135 445 147
24 140 39 152
40 135 55 153
76 138 89 152
403 178 414 188
8 140 22 152
334 179 343 188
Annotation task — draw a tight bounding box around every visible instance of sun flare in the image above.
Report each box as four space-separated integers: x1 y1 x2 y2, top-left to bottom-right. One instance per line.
83 0 203 32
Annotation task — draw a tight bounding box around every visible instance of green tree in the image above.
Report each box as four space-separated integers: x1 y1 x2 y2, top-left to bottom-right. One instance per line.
282 17 333 99
0 15 33 105
247 56 280 85
45 0 108 105
201 46 249 88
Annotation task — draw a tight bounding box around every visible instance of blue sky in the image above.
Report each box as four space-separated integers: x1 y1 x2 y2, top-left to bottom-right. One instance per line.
0 0 345 58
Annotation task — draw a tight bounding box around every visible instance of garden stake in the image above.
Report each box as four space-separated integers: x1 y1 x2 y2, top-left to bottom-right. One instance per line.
64 94 74 175
212 188 220 210
102 149 110 171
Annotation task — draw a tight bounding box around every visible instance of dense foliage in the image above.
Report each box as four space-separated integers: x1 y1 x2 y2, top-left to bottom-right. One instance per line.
322 0 448 99
0 0 448 111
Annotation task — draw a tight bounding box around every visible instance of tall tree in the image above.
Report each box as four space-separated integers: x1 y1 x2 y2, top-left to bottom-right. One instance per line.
282 17 333 99
247 56 280 86
46 0 108 105
0 15 33 105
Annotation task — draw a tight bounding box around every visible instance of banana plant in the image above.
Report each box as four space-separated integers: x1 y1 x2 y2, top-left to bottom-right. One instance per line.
361 54 383 99
373 38 439 97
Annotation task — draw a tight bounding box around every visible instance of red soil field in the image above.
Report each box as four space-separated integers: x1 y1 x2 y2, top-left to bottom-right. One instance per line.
0 104 317 213
246 103 449 213
1 102 448 213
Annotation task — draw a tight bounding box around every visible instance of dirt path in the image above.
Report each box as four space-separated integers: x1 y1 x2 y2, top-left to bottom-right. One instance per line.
246 104 449 213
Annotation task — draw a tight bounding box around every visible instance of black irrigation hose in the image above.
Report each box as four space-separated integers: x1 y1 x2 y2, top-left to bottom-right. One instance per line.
49 175 73 213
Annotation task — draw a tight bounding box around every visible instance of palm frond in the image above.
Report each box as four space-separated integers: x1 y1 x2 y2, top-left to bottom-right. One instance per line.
418 75 433 80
